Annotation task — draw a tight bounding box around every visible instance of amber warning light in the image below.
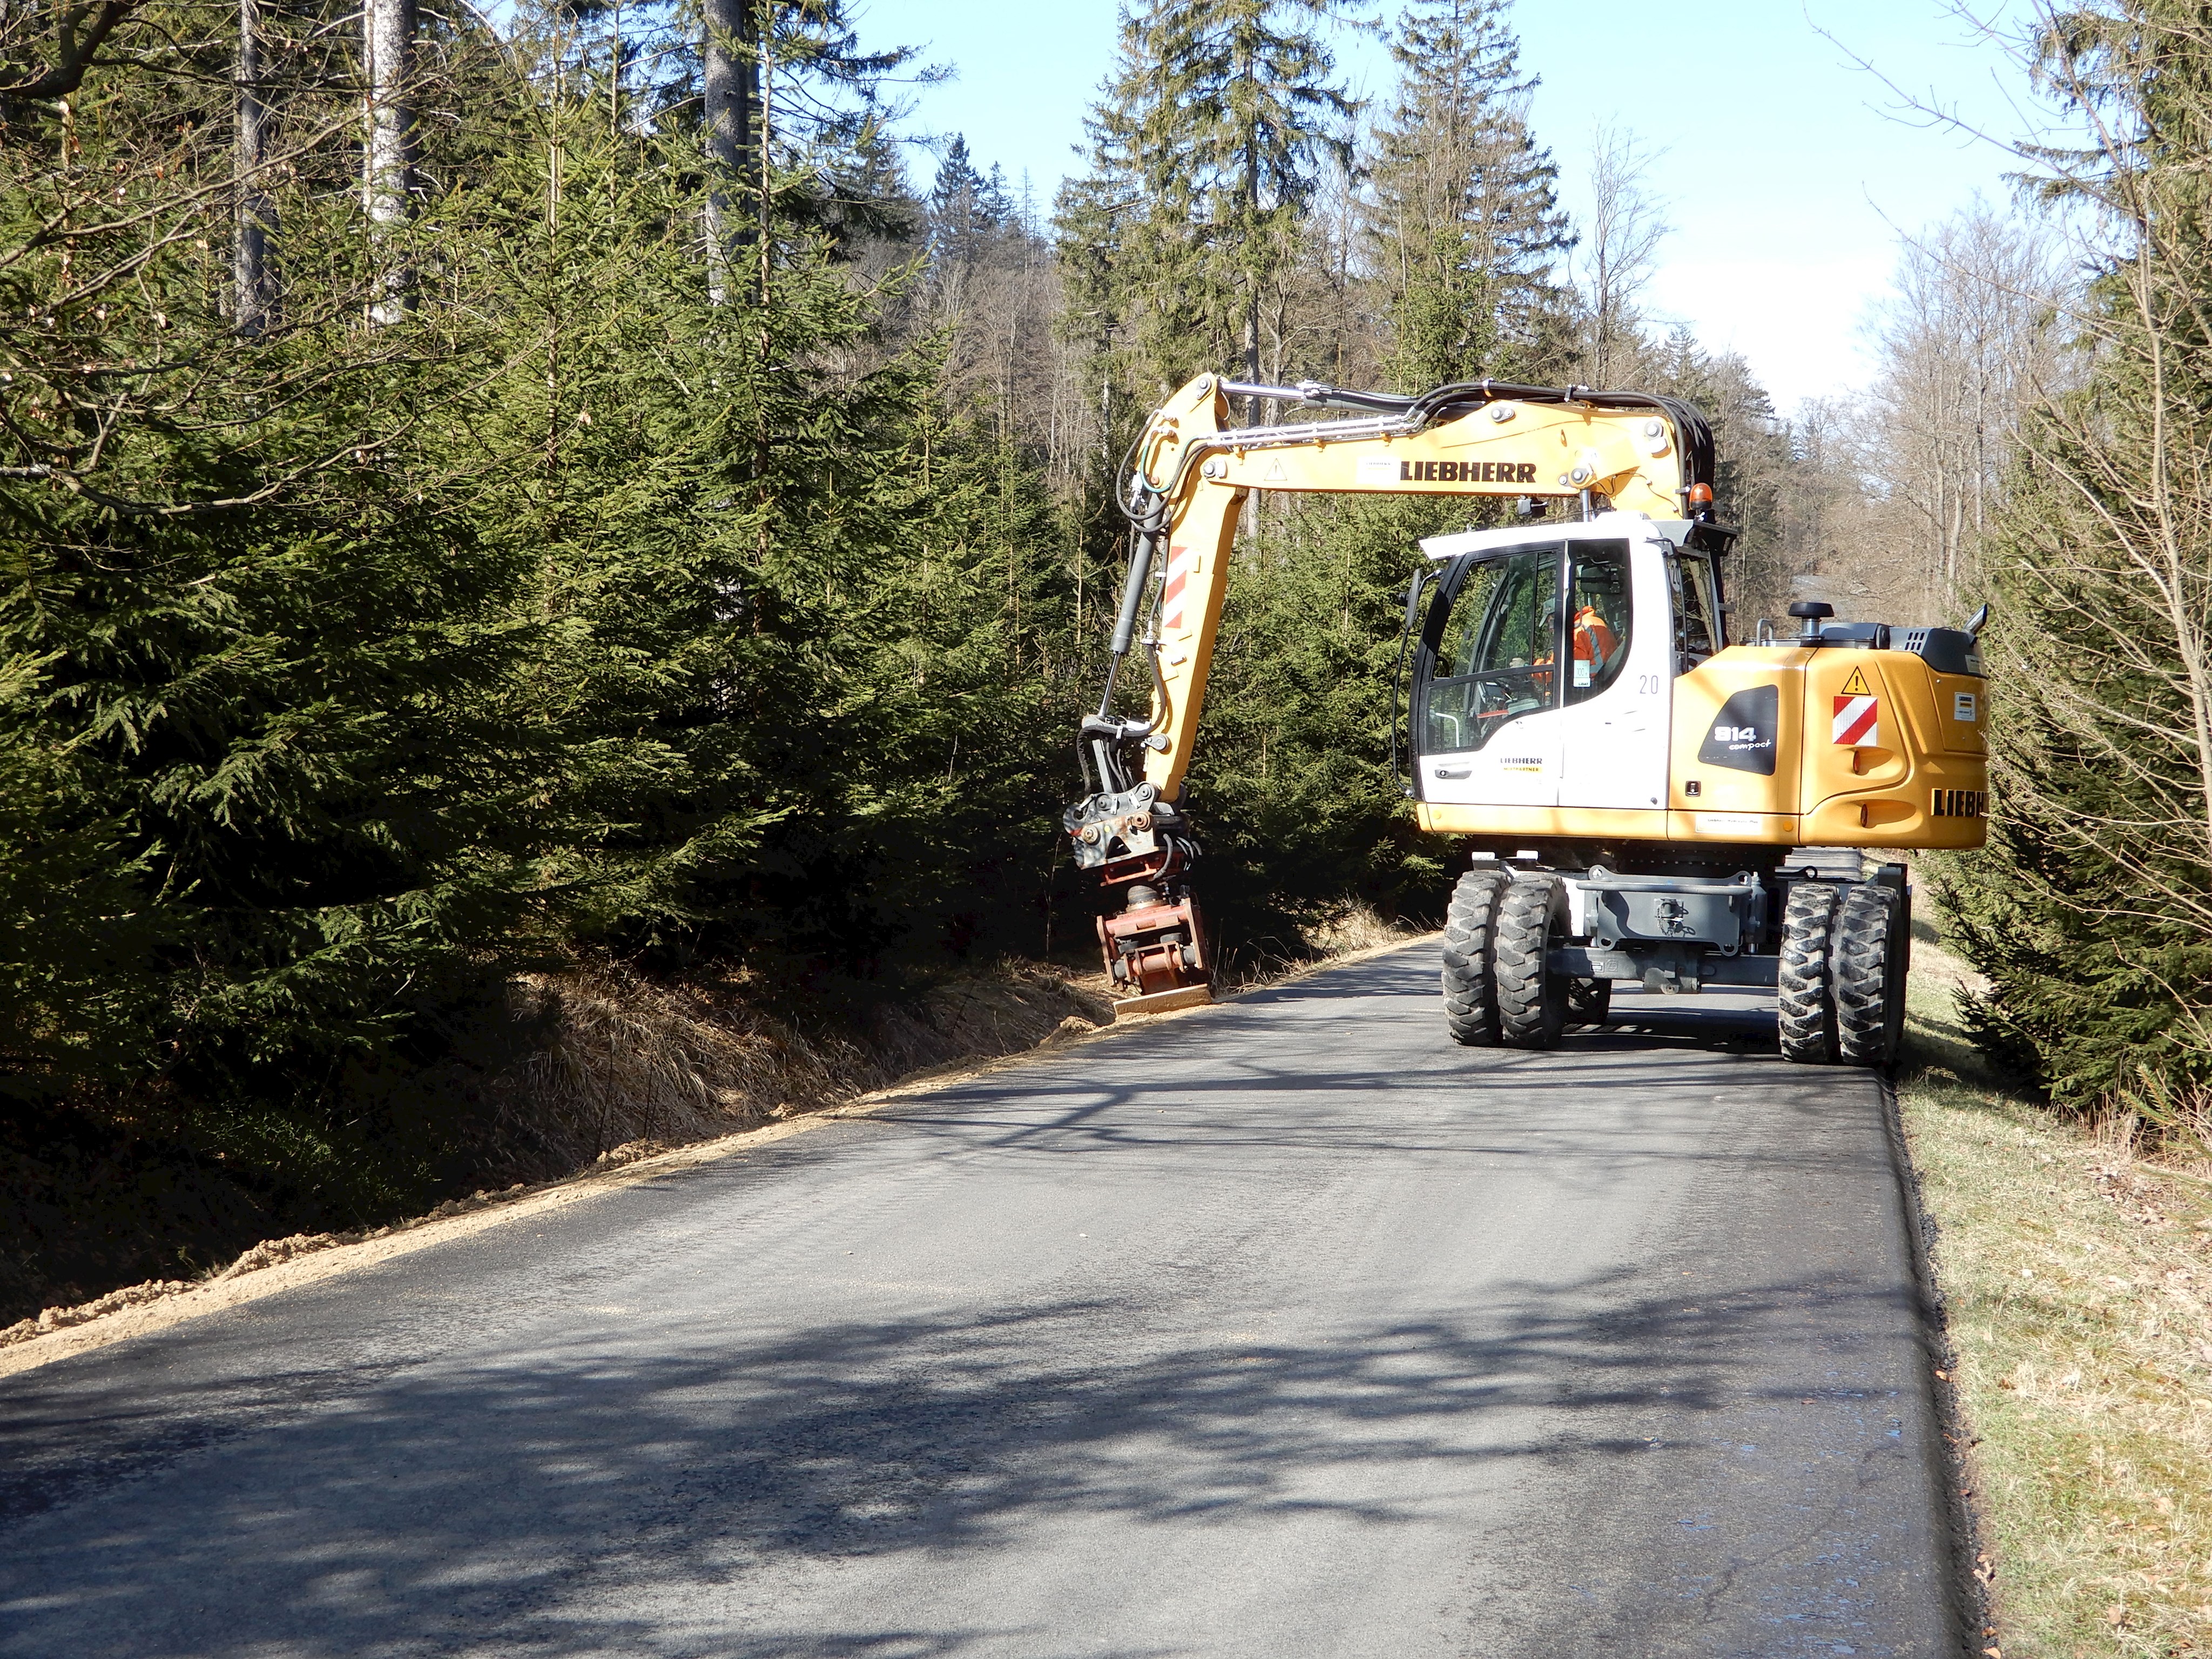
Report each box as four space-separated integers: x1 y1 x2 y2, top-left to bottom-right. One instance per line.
1688 482 1714 507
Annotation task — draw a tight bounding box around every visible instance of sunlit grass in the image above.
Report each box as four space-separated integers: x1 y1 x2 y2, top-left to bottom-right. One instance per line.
1901 928 2212 1657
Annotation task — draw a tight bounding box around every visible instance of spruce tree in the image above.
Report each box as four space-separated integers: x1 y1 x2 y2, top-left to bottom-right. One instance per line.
1363 0 1572 391
1936 0 2212 1106
927 135 1005 278
0 3 552 1204
692 0 928 281
1056 0 1355 404
458 53 1081 975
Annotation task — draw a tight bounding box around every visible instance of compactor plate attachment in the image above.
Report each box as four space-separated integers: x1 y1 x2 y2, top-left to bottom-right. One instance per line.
1112 984 1215 1017
1067 783 1213 1010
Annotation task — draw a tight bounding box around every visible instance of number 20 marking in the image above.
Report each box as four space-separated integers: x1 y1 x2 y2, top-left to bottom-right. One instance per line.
1636 674 1662 695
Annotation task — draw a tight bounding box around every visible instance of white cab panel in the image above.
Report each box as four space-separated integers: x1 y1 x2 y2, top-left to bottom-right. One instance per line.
1422 713 1561 808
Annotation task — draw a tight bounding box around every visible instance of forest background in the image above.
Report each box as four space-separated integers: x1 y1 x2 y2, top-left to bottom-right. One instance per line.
1 0 2204 1315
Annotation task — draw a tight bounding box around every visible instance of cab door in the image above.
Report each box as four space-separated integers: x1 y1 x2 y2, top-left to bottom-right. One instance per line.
1554 536 1671 811
1414 544 1565 808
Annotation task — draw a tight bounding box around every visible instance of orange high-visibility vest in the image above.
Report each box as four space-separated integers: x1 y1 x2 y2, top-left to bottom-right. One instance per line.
1574 606 1617 663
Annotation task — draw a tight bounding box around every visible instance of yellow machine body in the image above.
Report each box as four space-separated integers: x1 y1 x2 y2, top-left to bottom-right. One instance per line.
1109 373 1986 859
1414 643 1989 849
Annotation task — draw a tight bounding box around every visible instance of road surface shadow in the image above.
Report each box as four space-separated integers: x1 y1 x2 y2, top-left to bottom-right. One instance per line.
1 1259 1920 1658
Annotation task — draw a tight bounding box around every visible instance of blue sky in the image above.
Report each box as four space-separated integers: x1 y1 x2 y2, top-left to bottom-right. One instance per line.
854 1 2053 412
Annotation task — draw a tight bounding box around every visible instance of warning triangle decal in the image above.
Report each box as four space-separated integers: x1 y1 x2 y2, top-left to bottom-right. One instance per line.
1263 458 1289 483
1839 666 1871 697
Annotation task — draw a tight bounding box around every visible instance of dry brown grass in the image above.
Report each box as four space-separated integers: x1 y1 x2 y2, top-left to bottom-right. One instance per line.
1208 900 1424 988
473 959 1117 1183
1902 931 2212 1657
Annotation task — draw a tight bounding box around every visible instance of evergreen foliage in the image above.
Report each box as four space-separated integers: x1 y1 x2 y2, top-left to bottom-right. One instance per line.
1055 0 1355 403
1363 0 1572 390
928 136 1008 265
0 2 545 1206
1189 496 1460 956
1936 1 2212 1106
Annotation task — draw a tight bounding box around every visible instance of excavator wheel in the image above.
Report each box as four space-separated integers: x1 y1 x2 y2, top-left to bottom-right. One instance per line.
1567 976 1613 1027
1777 881 1841 1064
1833 883 1906 1068
1441 867 1509 1046
1494 876 1569 1049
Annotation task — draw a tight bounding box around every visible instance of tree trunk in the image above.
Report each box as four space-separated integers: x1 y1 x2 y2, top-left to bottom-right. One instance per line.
702 0 759 304
234 0 277 334
362 0 413 326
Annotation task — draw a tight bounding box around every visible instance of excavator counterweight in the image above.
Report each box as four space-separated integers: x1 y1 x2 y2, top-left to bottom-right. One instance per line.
1068 373 1987 1060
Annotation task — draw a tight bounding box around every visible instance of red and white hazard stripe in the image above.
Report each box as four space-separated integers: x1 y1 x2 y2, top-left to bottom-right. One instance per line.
1161 544 1192 632
1832 694 1879 747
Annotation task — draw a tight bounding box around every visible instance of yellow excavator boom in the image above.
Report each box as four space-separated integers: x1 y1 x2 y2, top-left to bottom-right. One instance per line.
1122 374 1699 802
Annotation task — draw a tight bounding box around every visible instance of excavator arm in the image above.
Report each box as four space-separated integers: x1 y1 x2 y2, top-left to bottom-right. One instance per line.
1067 372 1718 1010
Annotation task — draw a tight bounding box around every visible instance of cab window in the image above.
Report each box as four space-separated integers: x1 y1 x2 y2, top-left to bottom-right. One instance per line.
1565 539 1633 706
1420 547 1559 754
1669 552 1722 667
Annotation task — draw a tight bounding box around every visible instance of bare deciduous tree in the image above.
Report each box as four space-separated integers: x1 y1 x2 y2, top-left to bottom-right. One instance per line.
1867 203 2065 617
1576 123 1667 385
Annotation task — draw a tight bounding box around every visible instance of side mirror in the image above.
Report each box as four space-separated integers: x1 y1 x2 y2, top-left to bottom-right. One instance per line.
1965 603 1989 640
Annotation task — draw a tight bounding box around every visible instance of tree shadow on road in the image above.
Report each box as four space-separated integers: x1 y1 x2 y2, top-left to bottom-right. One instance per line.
1 1257 1924 1659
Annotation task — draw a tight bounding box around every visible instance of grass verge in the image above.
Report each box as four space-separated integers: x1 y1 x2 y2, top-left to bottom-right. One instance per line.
1900 925 2212 1657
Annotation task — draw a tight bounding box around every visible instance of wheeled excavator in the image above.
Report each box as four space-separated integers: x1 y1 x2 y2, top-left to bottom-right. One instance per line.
1063 372 1989 1067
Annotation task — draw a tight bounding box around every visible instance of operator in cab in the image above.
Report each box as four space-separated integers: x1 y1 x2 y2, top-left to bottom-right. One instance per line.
1532 594 1621 691
1573 596 1617 683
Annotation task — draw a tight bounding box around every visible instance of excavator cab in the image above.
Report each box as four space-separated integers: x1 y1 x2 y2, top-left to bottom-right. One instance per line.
1410 520 1696 817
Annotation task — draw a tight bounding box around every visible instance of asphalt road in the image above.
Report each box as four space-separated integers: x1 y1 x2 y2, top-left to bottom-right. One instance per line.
0 943 1963 1658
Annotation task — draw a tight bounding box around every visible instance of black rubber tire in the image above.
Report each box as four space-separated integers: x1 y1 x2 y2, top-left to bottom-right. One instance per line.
1567 976 1612 1026
1494 876 1568 1048
1833 883 1903 1068
1441 867 1508 1046
1889 884 1913 1058
1777 881 1840 1064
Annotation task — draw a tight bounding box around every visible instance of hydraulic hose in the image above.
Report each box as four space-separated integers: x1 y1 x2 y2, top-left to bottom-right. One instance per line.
1098 492 1165 718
